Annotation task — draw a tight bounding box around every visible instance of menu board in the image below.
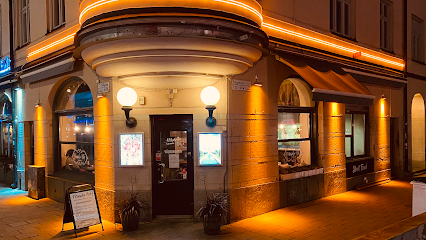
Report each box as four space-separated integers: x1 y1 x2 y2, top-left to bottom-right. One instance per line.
198 133 222 166
69 189 101 229
120 133 144 166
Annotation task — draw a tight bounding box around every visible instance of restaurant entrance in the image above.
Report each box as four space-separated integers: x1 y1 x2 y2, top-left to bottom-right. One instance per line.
151 115 194 217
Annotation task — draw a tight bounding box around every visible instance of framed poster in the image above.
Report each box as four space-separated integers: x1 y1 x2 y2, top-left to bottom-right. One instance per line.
119 133 144 166
198 132 222 166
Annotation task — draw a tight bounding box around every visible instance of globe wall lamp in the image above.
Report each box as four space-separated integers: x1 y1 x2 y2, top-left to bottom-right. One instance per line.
200 86 220 127
117 87 138 128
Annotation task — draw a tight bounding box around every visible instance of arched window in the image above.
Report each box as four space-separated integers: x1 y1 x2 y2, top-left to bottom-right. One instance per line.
277 79 314 167
54 78 94 178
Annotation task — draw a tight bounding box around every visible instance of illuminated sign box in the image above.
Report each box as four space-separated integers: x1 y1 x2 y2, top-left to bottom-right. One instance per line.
198 133 222 166
119 133 144 166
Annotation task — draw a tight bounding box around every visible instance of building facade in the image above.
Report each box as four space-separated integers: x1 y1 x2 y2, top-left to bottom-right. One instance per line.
1 0 424 223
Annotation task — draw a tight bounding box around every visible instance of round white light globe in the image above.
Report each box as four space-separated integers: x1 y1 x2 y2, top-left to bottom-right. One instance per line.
117 87 137 106
200 86 220 106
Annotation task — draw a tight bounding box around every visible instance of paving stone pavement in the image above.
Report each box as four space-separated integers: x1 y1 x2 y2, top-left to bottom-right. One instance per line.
0 179 414 240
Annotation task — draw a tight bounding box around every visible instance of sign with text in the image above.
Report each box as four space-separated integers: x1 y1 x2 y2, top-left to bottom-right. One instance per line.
69 189 101 229
97 82 110 94
232 79 251 91
346 158 374 178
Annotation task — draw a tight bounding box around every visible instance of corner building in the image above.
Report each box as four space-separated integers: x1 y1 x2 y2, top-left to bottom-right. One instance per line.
11 0 420 223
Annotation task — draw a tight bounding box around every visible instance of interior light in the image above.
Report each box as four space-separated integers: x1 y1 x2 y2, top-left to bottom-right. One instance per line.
85 126 90 133
279 123 284 129
74 125 80 132
67 88 71 93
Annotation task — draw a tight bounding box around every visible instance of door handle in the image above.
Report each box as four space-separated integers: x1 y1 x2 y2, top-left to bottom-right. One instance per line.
158 163 165 184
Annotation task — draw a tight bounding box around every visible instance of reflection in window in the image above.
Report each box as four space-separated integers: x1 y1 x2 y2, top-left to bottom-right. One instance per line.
345 113 366 158
278 111 311 166
56 79 94 175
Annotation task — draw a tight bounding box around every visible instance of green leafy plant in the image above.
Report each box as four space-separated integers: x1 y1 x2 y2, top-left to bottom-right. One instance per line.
196 193 228 222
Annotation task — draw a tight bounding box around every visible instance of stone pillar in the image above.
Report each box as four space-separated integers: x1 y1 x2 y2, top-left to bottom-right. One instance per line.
375 98 390 181
94 96 116 223
320 102 346 196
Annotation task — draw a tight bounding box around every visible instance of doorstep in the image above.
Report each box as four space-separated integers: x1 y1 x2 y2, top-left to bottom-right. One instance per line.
352 213 426 240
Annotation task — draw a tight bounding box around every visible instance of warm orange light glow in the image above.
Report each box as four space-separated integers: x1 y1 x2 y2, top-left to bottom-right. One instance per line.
35 106 46 167
331 102 339 117
27 25 80 61
380 100 385 117
79 0 262 25
262 17 404 69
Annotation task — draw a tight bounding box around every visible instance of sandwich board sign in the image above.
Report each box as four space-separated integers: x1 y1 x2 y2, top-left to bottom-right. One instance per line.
62 184 103 237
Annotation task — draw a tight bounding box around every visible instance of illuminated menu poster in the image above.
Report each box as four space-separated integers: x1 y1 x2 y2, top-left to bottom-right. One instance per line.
120 133 144 166
69 190 101 229
198 133 222 166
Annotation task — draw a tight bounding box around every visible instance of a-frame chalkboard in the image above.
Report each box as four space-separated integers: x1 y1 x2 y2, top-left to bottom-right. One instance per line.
62 184 104 238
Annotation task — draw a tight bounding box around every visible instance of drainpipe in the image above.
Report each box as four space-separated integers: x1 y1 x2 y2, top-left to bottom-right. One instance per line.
403 0 408 175
8 0 17 188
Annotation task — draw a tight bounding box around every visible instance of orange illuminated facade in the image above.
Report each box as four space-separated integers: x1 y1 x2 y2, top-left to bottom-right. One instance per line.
8 0 419 227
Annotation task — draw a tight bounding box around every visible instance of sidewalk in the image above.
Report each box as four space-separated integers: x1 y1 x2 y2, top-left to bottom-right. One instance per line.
0 180 414 240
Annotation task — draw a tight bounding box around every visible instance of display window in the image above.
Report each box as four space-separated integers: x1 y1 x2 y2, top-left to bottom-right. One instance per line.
54 79 94 176
345 108 368 158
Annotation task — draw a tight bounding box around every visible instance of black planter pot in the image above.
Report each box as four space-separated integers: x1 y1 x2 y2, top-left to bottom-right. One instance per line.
203 214 222 235
121 208 140 231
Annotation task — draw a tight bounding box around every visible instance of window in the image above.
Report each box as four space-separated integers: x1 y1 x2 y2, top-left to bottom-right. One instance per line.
345 111 367 158
412 16 424 62
19 0 30 45
49 0 65 30
330 0 353 37
380 1 392 51
55 79 94 177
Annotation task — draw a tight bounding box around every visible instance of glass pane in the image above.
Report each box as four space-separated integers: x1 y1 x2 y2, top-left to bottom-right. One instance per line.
336 0 342 33
60 143 94 173
56 80 93 110
330 0 334 30
278 112 310 140
160 131 188 180
384 4 388 17
278 140 311 166
345 114 352 135
344 3 349 35
384 21 388 49
353 114 365 156
345 137 351 157
59 114 94 143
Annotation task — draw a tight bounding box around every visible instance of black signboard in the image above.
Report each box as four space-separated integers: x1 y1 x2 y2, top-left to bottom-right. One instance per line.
346 158 374 178
62 184 103 238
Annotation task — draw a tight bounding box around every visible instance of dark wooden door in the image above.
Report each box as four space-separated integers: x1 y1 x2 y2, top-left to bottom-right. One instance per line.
151 115 194 217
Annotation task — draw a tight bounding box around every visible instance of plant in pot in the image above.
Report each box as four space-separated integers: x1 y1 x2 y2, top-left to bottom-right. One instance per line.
196 171 229 235
117 176 150 231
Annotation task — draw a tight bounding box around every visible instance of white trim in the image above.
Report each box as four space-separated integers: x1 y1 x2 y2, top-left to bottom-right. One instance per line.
21 58 74 79
342 68 407 83
312 88 376 99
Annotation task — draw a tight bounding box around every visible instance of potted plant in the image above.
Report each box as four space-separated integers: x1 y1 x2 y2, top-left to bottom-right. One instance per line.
117 176 150 231
197 192 229 234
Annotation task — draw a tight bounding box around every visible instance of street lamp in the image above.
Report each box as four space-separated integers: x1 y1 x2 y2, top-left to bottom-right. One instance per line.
117 87 138 128
200 86 220 127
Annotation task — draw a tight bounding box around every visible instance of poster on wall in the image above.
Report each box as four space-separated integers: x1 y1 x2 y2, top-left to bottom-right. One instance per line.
120 133 144 166
198 133 222 166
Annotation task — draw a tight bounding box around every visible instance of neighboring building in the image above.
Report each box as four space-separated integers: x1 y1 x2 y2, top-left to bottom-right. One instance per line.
2 0 424 223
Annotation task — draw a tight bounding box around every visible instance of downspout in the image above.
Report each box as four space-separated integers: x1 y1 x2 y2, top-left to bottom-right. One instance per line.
9 0 17 188
403 0 408 175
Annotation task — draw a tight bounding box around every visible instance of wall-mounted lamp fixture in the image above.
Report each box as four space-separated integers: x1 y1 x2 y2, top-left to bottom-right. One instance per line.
35 100 41 108
381 93 386 100
117 87 138 128
200 86 220 127
253 75 262 87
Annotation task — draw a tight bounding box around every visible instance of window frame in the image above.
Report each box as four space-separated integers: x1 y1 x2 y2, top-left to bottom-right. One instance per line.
278 107 315 165
345 109 369 159
330 0 353 38
411 15 424 63
380 0 393 51
49 0 65 31
19 0 30 46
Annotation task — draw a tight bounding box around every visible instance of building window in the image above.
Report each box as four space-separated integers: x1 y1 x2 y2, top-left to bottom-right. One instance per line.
345 110 367 158
330 0 353 37
412 16 424 62
380 1 392 51
49 0 65 30
19 0 30 45
55 79 94 177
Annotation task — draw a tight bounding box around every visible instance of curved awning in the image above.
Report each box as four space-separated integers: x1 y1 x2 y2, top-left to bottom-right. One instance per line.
275 54 375 106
